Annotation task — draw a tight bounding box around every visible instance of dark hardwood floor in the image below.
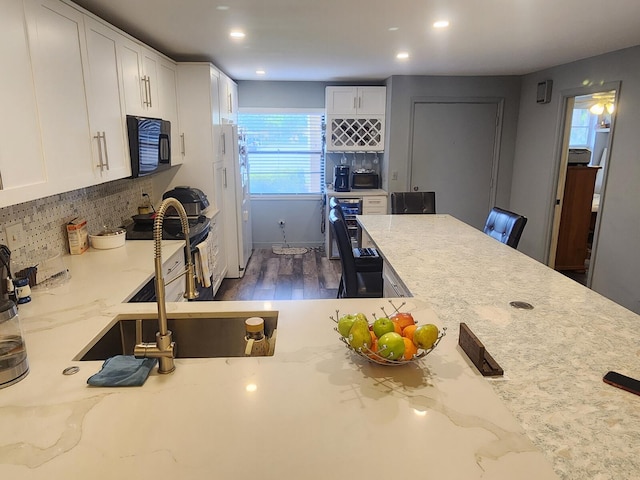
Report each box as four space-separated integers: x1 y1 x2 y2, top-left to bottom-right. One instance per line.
214 248 342 301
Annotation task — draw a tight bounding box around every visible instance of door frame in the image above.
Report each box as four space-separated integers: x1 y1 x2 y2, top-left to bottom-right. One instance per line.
407 96 505 213
546 81 620 287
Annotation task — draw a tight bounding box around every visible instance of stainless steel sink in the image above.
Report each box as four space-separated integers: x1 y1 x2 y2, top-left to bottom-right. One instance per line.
75 311 278 361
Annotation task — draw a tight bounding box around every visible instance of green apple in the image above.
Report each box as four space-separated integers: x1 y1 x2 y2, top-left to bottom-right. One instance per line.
377 332 405 360
372 317 395 338
348 318 373 351
337 314 357 338
413 324 439 350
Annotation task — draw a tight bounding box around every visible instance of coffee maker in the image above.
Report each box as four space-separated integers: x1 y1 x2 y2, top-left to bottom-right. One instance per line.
333 165 350 192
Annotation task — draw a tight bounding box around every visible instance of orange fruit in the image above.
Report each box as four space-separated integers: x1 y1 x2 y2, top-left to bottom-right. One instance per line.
370 330 377 345
402 337 418 360
366 339 379 359
392 312 415 331
392 319 403 335
403 324 417 342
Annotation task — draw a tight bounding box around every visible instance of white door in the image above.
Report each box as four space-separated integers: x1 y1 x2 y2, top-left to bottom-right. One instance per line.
410 101 499 229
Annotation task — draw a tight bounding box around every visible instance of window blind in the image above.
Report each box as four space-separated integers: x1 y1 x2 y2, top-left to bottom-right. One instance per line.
238 111 325 194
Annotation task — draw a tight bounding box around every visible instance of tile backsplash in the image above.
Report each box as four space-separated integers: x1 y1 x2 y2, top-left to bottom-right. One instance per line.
0 177 153 272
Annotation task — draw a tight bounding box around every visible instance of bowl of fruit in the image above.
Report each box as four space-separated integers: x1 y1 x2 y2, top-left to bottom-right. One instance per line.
331 303 446 366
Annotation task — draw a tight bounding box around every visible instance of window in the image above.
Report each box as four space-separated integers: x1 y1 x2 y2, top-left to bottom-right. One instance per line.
238 109 325 195
569 108 597 148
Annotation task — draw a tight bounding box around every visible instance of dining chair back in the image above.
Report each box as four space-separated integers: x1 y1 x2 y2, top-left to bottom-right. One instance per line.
390 192 436 214
483 207 527 249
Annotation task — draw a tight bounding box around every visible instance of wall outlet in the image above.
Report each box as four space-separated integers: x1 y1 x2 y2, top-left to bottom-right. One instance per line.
5 223 25 251
278 219 285 227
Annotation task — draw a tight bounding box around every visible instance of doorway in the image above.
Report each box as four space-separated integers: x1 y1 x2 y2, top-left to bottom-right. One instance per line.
548 85 618 287
409 99 502 230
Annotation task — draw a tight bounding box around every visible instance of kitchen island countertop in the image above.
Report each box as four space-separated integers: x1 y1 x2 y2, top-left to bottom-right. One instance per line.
358 213 640 480
0 232 563 479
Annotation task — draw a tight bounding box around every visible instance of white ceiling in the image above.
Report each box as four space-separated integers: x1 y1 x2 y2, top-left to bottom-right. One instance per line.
72 0 640 82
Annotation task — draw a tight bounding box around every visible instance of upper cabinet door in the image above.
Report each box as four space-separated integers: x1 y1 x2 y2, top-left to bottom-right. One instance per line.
84 17 131 181
219 72 238 124
25 0 95 193
0 0 47 207
157 59 181 165
356 87 386 115
326 87 359 115
119 37 146 116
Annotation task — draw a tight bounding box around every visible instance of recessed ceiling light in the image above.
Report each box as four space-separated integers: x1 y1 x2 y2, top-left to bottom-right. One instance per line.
230 30 246 39
433 20 450 28
396 52 410 60
256 70 266 75
388 27 399 31
216 5 229 10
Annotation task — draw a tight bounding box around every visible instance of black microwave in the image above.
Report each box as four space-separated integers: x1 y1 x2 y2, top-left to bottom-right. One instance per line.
126 115 171 178
351 172 379 189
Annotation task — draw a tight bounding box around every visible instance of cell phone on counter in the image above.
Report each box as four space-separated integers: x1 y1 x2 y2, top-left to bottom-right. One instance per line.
603 371 640 397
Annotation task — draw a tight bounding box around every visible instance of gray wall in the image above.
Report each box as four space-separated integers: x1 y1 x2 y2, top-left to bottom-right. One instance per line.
511 45 640 314
383 75 522 209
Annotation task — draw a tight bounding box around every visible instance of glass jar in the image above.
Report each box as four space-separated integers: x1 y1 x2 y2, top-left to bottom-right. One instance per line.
0 299 29 388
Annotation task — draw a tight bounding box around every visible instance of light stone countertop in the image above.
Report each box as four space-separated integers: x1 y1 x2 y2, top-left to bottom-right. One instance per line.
358 214 640 480
0 233 562 479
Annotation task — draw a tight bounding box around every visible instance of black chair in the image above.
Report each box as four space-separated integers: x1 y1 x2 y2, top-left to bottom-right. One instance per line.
390 192 436 214
329 197 383 272
329 209 383 298
483 207 527 249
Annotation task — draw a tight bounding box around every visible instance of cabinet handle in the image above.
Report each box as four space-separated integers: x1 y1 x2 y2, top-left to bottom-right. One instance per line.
353 97 357 109
358 96 362 109
94 132 105 171
166 260 180 275
101 132 110 171
180 133 186 155
0 171 3 190
223 167 228 187
221 132 226 155
228 93 232 113
141 76 148 107
147 76 153 108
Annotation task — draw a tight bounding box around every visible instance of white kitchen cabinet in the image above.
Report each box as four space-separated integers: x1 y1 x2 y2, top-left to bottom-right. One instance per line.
163 246 187 302
325 86 386 151
158 58 182 165
362 195 387 215
0 0 47 207
209 212 227 294
25 0 95 193
119 38 163 117
170 63 222 202
326 86 386 116
218 71 238 124
83 16 131 181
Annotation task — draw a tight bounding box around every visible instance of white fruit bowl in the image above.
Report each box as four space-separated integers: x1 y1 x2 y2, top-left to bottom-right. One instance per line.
89 228 126 249
330 304 446 366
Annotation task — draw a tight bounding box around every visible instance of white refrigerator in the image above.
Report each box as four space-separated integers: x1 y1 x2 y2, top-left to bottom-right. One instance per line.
222 124 253 278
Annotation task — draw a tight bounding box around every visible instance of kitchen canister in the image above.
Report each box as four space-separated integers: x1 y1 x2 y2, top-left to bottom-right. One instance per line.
0 299 29 389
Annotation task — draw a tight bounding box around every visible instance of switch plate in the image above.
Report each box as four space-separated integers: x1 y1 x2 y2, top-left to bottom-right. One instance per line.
5 223 25 251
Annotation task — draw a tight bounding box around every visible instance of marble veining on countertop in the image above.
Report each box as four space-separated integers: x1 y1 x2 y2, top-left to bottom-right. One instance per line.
0 235 561 479
358 214 640 480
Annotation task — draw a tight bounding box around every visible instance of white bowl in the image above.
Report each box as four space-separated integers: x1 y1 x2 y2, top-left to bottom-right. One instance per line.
89 228 126 249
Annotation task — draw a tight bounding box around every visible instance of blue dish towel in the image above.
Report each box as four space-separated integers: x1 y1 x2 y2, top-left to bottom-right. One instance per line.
87 355 157 387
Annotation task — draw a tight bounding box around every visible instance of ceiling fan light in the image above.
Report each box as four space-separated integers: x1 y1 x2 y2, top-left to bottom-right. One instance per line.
606 103 615 114
590 103 605 115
